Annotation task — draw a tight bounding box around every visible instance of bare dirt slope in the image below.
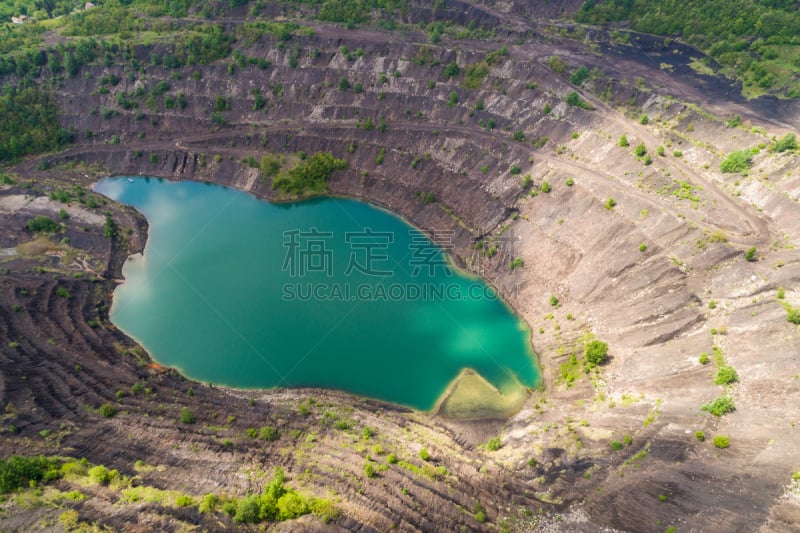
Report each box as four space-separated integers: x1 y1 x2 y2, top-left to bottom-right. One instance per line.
2 3 800 532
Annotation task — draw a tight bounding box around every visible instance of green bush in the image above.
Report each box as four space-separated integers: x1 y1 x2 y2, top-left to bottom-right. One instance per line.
549 295 559 306
444 61 460 78
713 435 730 449
745 246 757 262
610 440 623 451
233 494 261 523
277 492 309 520
486 437 502 451
695 430 705 441
565 91 590 109
258 426 279 441
199 493 218 513
180 407 196 424
720 150 753 173
585 340 609 365
447 91 459 107
99 404 116 418
570 66 590 85
419 448 430 461
618 134 629 147
604 197 616 210
714 365 738 385
772 133 797 153
698 352 710 365
540 181 551 193
89 465 110 484
787 306 800 325
363 462 375 478
26 216 59 233
463 62 490 89
473 502 486 523
634 143 647 157
701 396 735 417
103 215 117 238
509 165 521 175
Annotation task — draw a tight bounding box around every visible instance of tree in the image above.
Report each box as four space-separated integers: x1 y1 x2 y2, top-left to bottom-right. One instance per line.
585 340 608 365
447 91 459 107
36 0 57 17
444 61 460 78
570 66 590 85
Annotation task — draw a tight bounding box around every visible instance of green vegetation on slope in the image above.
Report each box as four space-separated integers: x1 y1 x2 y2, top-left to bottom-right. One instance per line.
0 85 71 161
575 0 800 97
272 152 348 196
0 455 338 526
0 455 61 493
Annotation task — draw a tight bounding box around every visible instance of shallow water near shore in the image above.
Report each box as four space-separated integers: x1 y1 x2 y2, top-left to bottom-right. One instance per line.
95 177 539 411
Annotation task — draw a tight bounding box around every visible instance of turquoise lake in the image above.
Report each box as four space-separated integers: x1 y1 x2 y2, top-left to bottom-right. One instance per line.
95 177 539 410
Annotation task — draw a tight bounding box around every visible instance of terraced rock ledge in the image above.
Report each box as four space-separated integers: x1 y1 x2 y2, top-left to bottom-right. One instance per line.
2 1 800 531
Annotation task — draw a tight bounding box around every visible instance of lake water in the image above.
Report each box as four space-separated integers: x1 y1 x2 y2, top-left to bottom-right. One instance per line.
95 177 539 410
